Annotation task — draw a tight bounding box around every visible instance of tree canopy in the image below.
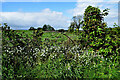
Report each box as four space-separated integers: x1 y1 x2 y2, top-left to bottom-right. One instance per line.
43 24 55 31
68 15 83 32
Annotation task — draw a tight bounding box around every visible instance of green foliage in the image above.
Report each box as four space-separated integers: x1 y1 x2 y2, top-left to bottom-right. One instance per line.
68 15 83 33
43 24 55 31
82 5 120 57
83 5 108 37
29 26 36 30
1 5 120 79
2 23 120 79
29 50 120 79
68 22 75 33
2 23 43 79
33 29 43 48
37 27 42 30
58 29 65 32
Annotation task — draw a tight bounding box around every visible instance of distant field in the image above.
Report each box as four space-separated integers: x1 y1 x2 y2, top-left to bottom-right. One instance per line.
15 30 81 46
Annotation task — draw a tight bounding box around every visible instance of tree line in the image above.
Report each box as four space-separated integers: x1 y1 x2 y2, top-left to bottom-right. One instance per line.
29 24 55 31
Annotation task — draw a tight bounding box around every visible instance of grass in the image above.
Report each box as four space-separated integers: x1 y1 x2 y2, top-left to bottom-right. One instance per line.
29 53 120 79
2 30 120 79
16 30 80 42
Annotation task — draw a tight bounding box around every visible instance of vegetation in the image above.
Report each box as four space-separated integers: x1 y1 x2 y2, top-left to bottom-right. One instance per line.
57 29 65 32
29 24 55 31
43 24 55 31
29 27 36 30
68 15 83 33
1 6 120 79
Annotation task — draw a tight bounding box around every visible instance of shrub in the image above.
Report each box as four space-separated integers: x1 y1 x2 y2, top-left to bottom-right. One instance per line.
2 24 43 79
82 6 120 57
29 27 36 30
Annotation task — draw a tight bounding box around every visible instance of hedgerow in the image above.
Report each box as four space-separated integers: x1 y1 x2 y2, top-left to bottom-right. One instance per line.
2 23 43 79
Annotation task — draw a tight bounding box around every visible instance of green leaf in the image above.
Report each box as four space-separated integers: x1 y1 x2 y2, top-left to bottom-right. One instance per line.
98 28 102 30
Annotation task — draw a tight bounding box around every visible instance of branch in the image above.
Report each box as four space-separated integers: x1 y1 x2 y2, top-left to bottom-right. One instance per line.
62 33 76 46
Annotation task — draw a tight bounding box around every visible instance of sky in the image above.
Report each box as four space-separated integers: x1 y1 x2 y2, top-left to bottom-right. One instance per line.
0 0 120 30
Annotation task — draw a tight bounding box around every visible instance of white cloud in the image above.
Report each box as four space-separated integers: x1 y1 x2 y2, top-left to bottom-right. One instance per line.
0 0 2 2
108 0 120 2
0 0 119 2
77 0 119 2
0 8 70 30
73 2 97 16
77 0 104 2
0 0 5 2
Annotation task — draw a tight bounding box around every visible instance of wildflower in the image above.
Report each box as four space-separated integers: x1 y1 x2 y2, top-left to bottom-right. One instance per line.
118 71 120 72
100 61 102 63
68 63 70 70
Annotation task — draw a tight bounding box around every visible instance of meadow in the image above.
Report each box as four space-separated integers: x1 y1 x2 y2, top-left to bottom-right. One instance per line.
1 5 120 79
2 29 120 79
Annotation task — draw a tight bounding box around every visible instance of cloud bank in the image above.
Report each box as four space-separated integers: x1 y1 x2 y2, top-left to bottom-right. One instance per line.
1 8 70 30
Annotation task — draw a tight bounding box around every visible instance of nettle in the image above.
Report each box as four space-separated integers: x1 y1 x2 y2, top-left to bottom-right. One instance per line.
2 23 43 79
82 6 120 57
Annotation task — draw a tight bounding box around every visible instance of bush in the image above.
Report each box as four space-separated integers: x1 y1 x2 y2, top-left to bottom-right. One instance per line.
82 6 120 57
58 29 65 32
2 24 43 79
29 27 36 30
43 24 55 31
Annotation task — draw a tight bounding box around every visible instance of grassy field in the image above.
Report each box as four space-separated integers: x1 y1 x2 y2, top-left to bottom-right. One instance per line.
1 4 120 79
2 29 120 79
16 30 80 40
16 30 81 46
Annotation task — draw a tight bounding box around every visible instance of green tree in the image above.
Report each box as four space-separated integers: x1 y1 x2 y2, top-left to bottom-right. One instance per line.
43 24 55 31
43 24 47 31
83 5 120 58
68 15 83 32
37 27 42 30
29 27 36 30
72 15 83 32
82 5 109 50
58 29 65 32
68 22 75 33
83 6 109 35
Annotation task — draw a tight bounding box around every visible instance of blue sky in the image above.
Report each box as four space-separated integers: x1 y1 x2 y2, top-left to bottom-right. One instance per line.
2 2 76 18
2 2 76 12
0 0 119 30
